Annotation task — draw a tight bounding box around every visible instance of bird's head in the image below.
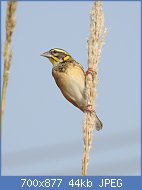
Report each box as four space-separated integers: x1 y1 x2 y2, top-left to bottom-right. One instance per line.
41 48 72 66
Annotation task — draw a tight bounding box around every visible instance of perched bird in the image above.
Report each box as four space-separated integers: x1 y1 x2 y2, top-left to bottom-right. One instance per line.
41 48 103 130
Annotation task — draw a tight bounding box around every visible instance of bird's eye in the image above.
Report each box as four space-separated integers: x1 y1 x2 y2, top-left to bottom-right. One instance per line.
52 50 57 54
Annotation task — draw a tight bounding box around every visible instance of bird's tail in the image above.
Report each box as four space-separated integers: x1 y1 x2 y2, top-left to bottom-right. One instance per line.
94 113 103 131
83 108 103 131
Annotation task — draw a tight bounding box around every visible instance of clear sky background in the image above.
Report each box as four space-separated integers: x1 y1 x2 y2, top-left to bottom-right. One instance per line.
1 1 141 176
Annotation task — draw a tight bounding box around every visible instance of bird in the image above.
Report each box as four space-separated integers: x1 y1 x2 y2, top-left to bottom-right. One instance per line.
41 48 103 131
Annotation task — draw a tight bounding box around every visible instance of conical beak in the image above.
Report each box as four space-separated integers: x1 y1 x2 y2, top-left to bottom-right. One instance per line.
40 51 52 58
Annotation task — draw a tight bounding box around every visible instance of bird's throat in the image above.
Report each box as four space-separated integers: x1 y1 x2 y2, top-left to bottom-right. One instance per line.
49 57 59 66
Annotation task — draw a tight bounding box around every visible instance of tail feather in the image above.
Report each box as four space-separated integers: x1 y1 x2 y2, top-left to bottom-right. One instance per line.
82 107 103 131
95 114 103 131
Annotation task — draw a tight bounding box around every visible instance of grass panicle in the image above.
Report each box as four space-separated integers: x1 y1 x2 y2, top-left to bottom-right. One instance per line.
1 1 17 120
82 1 107 176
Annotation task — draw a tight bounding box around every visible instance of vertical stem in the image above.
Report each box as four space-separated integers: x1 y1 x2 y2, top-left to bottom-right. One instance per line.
1 1 17 121
82 1 107 176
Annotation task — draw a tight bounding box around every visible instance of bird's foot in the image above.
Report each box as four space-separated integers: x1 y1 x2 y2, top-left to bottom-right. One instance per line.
86 67 97 77
84 104 94 113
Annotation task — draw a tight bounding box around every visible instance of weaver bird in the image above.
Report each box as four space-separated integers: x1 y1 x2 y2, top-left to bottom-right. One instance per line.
41 48 103 131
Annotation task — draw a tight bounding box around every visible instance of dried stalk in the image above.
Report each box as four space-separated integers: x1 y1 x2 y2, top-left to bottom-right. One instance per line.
1 1 17 120
82 1 107 176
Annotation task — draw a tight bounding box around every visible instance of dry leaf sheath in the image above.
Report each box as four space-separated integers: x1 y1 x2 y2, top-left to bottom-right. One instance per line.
1 1 17 118
82 1 107 176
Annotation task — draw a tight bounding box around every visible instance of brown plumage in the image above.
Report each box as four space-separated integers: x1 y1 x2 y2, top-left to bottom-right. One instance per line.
52 61 86 112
